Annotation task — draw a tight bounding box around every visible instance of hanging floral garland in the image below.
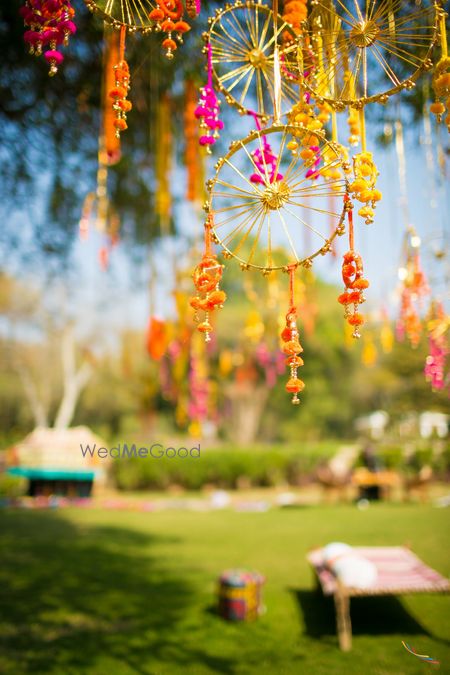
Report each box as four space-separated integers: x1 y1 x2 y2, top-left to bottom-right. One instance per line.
21 0 76 75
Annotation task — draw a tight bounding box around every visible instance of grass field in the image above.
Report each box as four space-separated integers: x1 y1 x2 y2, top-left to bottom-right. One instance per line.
0 503 449 674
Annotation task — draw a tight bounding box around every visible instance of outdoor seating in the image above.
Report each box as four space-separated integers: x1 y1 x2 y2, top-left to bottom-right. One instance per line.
307 546 449 651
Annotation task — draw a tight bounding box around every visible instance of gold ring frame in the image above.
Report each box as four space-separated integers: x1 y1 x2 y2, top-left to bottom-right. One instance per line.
206 124 350 272
300 0 440 109
83 0 155 34
206 1 302 120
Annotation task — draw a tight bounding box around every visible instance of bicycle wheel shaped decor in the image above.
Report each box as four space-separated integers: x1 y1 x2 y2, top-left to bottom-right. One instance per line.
207 1 302 119
206 124 350 272
302 0 439 108
83 0 155 32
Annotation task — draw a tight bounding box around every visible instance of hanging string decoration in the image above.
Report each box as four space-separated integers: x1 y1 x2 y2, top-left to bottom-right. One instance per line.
396 231 429 348
21 0 76 75
190 214 226 343
424 301 449 392
185 79 204 202
430 5 450 131
281 266 305 405
146 317 168 360
149 0 191 58
109 26 132 139
338 196 369 339
195 42 223 152
282 0 307 38
155 94 173 226
349 151 381 224
103 28 122 163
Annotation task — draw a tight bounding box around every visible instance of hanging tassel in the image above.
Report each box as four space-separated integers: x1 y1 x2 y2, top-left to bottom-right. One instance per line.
338 195 369 339
195 42 223 152
103 28 121 164
185 78 203 202
150 0 191 58
347 109 382 224
21 0 76 75
281 265 305 405
190 214 226 342
430 6 450 131
109 26 132 140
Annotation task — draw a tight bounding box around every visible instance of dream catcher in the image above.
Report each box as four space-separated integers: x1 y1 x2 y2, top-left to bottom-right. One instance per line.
205 1 303 120
297 0 442 228
192 0 372 405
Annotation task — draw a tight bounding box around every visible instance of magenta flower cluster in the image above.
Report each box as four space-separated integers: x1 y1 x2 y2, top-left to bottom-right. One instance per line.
20 0 76 76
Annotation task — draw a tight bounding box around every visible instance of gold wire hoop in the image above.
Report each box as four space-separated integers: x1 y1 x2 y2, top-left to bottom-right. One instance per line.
83 0 155 33
206 1 302 120
206 124 350 272
300 0 440 109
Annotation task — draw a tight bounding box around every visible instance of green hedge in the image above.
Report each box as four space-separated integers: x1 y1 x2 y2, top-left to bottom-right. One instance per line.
111 442 340 491
111 441 450 492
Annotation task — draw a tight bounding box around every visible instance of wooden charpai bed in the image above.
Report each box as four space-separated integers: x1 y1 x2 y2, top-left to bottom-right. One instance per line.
307 546 449 651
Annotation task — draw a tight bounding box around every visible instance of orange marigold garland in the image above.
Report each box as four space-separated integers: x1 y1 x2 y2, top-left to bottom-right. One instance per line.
185 78 203 202
281 265 305 405
283 0 307 36
109 26 132 140
190 214 226 342
103 28 121 164
149 0 191 59
338 196 369 339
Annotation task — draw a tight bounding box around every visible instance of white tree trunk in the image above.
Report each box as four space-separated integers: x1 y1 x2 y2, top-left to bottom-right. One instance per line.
17 365 49 428
53 327 92 429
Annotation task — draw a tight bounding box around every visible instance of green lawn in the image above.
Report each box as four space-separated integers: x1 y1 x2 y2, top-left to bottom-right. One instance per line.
0 504 449 674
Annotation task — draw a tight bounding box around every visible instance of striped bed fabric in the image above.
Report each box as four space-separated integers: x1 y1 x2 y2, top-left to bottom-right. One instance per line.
307 546 450 597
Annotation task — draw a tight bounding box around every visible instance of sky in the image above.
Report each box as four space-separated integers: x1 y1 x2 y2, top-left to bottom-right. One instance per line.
2 100 449 344
66 108 449 333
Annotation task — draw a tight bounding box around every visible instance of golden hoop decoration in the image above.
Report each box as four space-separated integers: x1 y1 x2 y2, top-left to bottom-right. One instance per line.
206 1 302 120
83 0 155 33
301 0 439 109
206 124 350 272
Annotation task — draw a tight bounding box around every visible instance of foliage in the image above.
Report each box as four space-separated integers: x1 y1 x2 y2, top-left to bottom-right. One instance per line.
0 473 27 498
112 441 342 492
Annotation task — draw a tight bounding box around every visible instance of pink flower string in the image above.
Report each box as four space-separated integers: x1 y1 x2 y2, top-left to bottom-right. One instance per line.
249 112 283 184
424 334 448 392
20 0 76 76
255 342 286 387
188 352 209 421
195 42 223 151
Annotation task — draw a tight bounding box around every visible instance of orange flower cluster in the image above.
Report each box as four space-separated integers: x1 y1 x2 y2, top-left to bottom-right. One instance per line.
338 251 369 338
281 309 305 405
431 57 450 131
190 216 226 342
109 58 131 139
349 152 381 224
149 0 191 59
283 0 307 36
